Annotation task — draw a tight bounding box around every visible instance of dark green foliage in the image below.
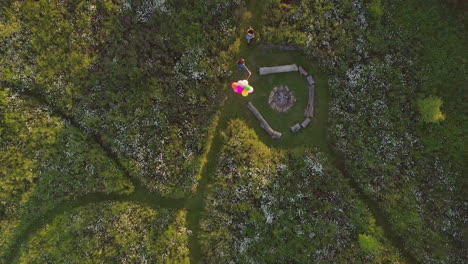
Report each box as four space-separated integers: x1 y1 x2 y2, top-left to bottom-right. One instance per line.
0 0 244 197
0 0 465 262
0 87 133 261
0 87 61 257
18 202 189 264
1 0 244 262
359 234 381 254
0 0 121 109
263 0 466 262
364 0 384 23
0 89 59 208
200 120 401 263
24 125 134 215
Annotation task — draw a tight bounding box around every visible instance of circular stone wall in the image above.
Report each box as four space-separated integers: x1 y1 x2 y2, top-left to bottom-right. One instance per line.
268 85 296 112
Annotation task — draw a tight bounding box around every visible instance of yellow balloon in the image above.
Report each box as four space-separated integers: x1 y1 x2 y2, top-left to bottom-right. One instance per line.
242 90 249 97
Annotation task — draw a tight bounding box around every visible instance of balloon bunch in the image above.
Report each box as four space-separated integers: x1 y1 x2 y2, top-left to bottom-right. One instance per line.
231 80 254 97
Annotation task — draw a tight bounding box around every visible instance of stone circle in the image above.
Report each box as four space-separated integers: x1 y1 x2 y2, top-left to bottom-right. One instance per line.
268 85 296 112
248 62 317 139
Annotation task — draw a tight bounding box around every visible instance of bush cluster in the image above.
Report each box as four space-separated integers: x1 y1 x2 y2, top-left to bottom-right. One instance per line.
262 0 465 262
200 120 402 263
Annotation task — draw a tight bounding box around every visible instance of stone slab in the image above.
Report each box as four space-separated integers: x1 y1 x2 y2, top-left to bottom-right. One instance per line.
259 64 298 75
301 118 312 128
306 75 315 85
291 123 301 133
298 65 308 76
271 131 282 139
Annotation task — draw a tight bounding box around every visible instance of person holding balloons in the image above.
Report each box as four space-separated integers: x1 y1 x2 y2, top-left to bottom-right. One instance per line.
237 58 251 79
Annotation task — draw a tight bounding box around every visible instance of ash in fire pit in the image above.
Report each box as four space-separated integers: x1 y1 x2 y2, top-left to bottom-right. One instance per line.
268 85 296 112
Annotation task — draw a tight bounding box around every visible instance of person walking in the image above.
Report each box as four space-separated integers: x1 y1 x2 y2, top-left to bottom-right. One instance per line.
246 26 255 45
237 58 251 79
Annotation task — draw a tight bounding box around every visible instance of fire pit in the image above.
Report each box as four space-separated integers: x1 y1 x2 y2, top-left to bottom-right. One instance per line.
268 85 296 112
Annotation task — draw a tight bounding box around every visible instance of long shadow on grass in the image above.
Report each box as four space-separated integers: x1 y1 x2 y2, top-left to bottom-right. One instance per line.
328 141 420 264
1 80 189 263
3 82 132 181
185 111 227 264
3 184 186 264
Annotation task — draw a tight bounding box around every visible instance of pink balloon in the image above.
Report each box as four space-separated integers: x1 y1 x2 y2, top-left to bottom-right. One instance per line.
236 86 244 93
248 86 254 93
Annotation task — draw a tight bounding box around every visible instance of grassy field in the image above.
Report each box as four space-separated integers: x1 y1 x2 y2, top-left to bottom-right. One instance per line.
5 0 464 262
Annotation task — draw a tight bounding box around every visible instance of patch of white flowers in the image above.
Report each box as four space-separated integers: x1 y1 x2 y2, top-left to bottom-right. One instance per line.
304 156 324 175
174 47 206 82
136 0 169 22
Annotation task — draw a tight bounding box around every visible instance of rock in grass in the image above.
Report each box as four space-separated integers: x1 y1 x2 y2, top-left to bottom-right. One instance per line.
291 123 301 133
298 65 308 76
301 118 312 128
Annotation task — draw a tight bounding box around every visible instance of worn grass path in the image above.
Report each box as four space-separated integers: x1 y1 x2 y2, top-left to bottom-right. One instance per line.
4 0 419 263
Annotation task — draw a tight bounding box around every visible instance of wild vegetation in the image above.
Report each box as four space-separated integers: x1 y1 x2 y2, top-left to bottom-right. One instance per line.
17 202 189 263
200 120 402 263
0 0 465 263
262 0 466 262
0 0 243 198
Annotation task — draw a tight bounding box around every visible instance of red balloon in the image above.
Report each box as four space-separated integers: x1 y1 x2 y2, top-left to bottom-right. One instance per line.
231 82 239 90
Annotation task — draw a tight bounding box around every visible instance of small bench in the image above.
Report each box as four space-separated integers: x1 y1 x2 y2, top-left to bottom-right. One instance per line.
290 123 301 133
247 102 282 139
301 118 311 128
304 75 315 118
259 64 298 75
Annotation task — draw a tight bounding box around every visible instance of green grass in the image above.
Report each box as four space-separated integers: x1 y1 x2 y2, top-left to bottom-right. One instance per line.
220 0 331 152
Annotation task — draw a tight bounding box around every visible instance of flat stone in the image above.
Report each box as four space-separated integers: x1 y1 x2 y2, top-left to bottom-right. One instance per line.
298 65 308 76
268 91 274 104
271 131 282 139
259 64 298 75
290 123 301 133
306 75 315 85
301 118 312 128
